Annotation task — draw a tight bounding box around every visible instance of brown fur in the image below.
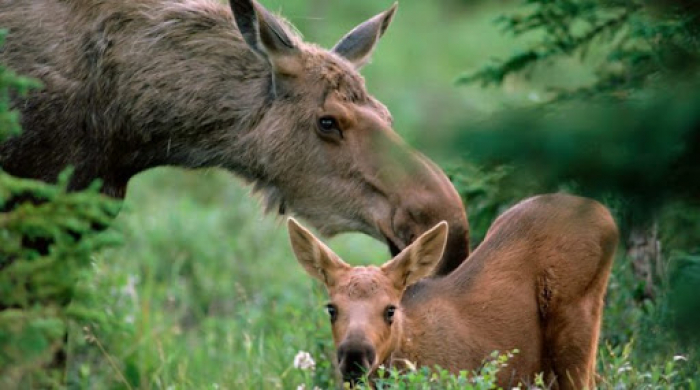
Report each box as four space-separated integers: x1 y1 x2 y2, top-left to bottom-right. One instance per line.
0 0 469 274
290 194 619 389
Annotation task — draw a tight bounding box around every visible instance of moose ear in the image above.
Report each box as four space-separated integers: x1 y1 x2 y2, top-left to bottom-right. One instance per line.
381 221 448 290
288 218 350 288
332 3 397 69
230 0 302 77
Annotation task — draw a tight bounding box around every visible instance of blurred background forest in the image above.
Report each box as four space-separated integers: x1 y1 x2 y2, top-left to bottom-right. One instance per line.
1 0 698 388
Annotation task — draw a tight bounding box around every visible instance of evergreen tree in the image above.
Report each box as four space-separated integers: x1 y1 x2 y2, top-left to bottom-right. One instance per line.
0 31 122 387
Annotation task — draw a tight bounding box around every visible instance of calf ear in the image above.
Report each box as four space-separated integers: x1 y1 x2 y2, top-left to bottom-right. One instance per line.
288 218 350 288
332 3 397 69
381 221 448 290
230 0 302 83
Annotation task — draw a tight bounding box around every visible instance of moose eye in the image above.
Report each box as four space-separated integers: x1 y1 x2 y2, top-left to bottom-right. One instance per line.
384 305 397 324
325 303 338 323
317 116 342 140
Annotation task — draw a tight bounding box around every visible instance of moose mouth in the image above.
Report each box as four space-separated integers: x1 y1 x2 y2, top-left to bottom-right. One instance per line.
377 210 407 257
385 235 402 257
342 365 375 388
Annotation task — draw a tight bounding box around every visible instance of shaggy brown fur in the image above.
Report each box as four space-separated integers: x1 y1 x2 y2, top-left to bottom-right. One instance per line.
0 0 469 275
290 194 619 389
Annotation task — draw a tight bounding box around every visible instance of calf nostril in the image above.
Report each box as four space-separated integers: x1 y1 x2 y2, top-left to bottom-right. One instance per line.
338 343 376 379
346 350 365 367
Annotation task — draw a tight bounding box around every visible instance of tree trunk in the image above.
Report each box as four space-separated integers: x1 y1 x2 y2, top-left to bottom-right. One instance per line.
626 220 662 300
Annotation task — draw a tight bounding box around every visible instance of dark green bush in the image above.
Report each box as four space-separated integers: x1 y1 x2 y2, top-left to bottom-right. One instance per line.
0 31 122 388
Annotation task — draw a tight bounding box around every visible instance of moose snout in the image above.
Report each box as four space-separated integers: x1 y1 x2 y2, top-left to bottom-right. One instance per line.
389 156 470 274
337 341 376 383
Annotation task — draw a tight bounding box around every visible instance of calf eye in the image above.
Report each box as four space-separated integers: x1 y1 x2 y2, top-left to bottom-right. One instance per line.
384 305 396 324
325 303 338 323
317 116 343 140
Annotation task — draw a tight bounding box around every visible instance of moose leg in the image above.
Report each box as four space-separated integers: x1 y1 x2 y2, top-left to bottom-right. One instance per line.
545 296 603 390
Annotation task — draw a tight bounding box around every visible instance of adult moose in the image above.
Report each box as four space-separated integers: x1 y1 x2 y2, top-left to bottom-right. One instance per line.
0 0 469 274
289 194 619 389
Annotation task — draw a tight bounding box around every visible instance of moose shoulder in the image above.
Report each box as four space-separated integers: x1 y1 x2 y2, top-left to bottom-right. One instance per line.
289 194 619 389
0 0 469 274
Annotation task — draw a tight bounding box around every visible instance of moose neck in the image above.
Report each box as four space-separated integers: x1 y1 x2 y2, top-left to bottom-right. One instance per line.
82 60 274 198
66 3 278 197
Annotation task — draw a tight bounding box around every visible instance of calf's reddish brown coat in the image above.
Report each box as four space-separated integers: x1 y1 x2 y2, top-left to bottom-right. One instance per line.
0 0 469 274
289 194 619 389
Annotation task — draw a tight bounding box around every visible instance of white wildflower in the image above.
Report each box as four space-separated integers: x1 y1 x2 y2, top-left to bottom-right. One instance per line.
121 274 139 301
673 355 687 361
293 351 316 371
617 363 632 373
124 314 135 325
528 92 542 102
296 385 320 390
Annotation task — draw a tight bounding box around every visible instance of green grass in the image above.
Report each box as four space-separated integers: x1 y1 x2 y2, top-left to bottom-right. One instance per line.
68 168 390 389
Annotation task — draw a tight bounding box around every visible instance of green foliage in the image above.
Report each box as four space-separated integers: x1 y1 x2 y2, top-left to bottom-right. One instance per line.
446 162 535 246
458 0 700 99
368 351 520 390
446 87 700 213
597 341 697 389
667 252 700 344
0 39 122 387
449 0 700 216
0 30 41 141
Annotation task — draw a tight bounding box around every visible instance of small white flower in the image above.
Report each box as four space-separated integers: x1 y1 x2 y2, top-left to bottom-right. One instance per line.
673 355 687 361
293 351 316 371
296 385 319 390
617 363 632 373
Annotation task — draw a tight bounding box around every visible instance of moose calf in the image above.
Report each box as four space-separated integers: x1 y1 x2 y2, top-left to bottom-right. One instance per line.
289 193 619 389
